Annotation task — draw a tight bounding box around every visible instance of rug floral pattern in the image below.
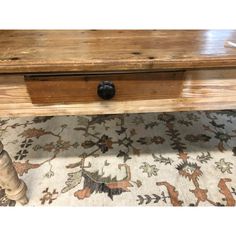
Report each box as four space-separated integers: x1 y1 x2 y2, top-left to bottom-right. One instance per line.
0 111 236 206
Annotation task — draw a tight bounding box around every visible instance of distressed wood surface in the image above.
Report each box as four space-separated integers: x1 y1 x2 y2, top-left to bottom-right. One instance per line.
0 30 236 73
0 69 236 116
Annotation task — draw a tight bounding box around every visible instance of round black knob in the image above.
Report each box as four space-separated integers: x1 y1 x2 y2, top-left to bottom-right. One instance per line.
97 81 115 100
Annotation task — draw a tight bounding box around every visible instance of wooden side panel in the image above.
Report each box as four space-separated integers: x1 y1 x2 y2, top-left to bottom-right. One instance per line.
0 69 236 117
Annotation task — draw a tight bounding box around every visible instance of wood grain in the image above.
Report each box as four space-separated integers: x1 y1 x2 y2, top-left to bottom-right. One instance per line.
0 69 236 116
0 30 236 73
24 71 184 104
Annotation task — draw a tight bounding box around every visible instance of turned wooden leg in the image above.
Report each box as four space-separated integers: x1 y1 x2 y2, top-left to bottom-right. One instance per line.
0 141 28 205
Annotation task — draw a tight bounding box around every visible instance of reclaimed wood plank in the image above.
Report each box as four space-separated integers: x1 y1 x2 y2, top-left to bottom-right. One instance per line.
0 30 236 73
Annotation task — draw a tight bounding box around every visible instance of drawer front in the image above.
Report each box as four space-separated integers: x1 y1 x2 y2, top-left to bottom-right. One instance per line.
25 71 185 104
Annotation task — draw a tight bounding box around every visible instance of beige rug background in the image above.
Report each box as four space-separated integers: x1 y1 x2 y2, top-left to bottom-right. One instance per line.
0 111 236 206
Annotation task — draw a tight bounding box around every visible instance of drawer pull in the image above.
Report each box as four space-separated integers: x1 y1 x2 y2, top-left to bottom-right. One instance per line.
97 81 116 100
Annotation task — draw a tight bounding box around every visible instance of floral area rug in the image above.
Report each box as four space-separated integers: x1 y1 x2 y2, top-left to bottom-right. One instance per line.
0 111 236 206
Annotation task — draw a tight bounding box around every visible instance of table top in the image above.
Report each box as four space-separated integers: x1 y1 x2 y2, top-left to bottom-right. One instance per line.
0 30 236 74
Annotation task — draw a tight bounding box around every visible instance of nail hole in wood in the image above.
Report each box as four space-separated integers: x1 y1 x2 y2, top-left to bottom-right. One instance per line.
132 52 141 55
10 57 20 61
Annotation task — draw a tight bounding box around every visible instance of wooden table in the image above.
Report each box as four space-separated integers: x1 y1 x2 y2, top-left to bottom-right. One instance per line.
0 30 236 204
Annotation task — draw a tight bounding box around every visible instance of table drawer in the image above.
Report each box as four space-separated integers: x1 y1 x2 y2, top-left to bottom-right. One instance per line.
25 71 185 104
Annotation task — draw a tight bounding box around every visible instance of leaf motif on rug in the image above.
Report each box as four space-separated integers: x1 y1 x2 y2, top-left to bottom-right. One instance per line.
61 170 83 193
